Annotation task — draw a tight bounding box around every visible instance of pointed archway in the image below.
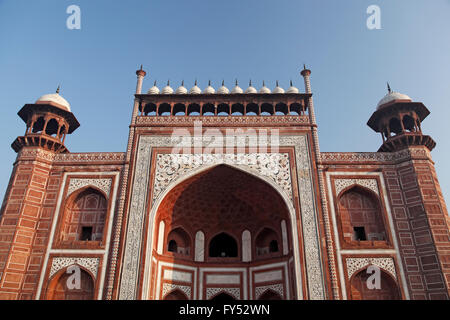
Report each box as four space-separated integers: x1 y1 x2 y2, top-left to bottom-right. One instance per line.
145 164 302 300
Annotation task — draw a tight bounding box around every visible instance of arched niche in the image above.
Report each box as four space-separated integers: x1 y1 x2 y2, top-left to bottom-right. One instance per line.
349 268 401 300
210 292 236 301
337 186 387 244
59 187 107 245
45 266 95 300
166 227 191 256
163 289 189 300
209 232 238 258
255 227 280 258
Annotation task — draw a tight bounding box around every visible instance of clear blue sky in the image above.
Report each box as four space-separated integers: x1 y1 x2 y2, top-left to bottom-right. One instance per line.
0 0 449 205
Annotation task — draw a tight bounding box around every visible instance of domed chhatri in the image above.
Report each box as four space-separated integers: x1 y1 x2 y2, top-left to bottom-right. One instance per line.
286 80 299 94
161 80 174 94
230 80 243 94
245 80 257 94
36 86 71 112
272 81 285 94
175 81 188 94
189 80 202 94
147 81 160 94
203 80 216 94
259 81 271 94
377 84 412 109
217 80 230 94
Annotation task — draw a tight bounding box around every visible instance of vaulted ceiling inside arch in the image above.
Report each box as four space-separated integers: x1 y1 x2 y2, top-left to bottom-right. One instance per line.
156 165 290 237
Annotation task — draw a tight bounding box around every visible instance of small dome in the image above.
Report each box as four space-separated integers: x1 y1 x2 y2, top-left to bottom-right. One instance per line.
189 80 202 94
245 80 257 94
161 80 174 94
36 87 71 112
217 81 229 94
203 81 216 94
175 81 188 94
272 81 285 94
259 81 271 94
147 81 160 94
286 80 299 94
231 80 243 94
377 91 412 109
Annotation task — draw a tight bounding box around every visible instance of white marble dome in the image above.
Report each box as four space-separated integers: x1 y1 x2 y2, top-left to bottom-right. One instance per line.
161 81 174 94
203 81 216 94
217 81 229 94
147 81 160 94
272 81 285 94
245 81 257 94
286 81 299 94
259 81 271 94
377 91 412 109
189 81 202 94
175 81 188 94
36 88 71 112
231 81 243 94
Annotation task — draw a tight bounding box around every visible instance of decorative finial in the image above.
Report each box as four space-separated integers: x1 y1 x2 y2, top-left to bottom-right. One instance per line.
263 80 266 87
181 80 184 86
249 79 252 86
208 80 211 86
56 85 60 94
290 80 293 87
303 64 307 70
235 79 238 86
222 80 225 86
167 79 170 86
276 80 279 87
140 64 143 71
387 82 392 94
195 79 198 86
154 80 157 86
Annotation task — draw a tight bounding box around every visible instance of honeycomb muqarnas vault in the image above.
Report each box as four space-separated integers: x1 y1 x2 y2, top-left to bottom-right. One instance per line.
0 66 448 300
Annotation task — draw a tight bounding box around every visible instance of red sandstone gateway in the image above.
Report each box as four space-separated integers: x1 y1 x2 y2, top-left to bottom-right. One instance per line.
0 66 448 300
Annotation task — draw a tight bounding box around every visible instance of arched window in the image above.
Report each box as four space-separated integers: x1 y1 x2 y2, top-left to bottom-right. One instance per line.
209 233 238 257
255 228 279 256
32 116 45 133
158 103 171 116
246 103 259 115
173 103 186 116
350 268 400 300
60 188 107 244
166 227 191 256
338 187 387 243
402 115 416 132
45 118 59 136
389 117 402 135
46 267 94 300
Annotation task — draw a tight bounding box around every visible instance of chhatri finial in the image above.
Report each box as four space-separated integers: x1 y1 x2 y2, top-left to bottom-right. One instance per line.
181 80 184 86
140 64 143 71
222 80 225 86
195 79 198 86
387 82 392 94
303 64 307 70
276 80 279 87
290 80 293 87
154 80 157 86
235 79 238 86
263 80 266 87
208 80 211 86
56 85 60 94
249 79 252 86
167 79 170 86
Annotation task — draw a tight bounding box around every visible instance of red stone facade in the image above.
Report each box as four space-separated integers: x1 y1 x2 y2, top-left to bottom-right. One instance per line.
0 68 448 300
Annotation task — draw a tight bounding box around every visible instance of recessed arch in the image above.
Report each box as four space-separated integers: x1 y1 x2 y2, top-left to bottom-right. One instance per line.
45 265 95 300
209 232 238 258
173 103 186 116
231 103 244 116
337 185 387 243
258 289 282 300
187 103 201 116
349 267 401 300
275 103 288 115
246 103 259 116
143 162 304 300
166 226 191 256
158 103 171 116
210 292 236 301
163 289 189 300
201 103 215 116
217 103 230 116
